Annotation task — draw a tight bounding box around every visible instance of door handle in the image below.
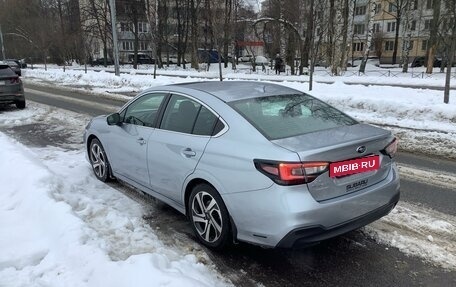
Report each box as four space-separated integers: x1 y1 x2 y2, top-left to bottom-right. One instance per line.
136 137 146 145
182 148 196 157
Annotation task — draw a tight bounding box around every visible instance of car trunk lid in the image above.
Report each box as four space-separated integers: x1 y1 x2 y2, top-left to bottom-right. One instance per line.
272 124 393 201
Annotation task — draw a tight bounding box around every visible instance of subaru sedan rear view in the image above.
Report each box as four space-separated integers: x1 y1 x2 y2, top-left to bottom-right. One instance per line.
84 81 400 249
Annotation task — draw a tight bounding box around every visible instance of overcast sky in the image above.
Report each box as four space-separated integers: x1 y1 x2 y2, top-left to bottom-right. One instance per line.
244 0 263 12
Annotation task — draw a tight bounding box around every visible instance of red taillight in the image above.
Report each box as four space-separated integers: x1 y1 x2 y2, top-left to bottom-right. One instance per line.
10 77 20 84
383 138 398 158
255 160 329 185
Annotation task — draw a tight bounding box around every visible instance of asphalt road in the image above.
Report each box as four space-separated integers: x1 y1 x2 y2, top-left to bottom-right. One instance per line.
2 82 454 287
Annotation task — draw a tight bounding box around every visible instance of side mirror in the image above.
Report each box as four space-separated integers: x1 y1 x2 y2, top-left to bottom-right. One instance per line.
107 113 121 126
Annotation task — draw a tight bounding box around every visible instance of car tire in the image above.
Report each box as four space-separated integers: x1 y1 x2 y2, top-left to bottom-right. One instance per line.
188 184 231 250
16 101 26 109
89 138 111 182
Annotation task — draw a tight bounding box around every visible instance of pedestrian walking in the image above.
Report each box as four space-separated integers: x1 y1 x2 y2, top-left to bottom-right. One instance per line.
274 54 283 75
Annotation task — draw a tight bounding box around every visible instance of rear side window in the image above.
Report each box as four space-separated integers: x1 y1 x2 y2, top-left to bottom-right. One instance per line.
160 95 201 134
160 94 221 136
229 94 357 140
0 66 15 76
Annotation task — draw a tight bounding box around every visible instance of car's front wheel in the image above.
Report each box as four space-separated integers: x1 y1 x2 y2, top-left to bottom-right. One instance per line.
188 184 231 250
89 138 111 182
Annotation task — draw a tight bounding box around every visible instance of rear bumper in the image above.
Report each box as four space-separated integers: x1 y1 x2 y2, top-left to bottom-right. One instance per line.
223 163 400 248
277 192 399 248
0 94 25 104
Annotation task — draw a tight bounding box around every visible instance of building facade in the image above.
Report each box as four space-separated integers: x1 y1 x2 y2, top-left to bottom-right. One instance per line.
350 0 450 64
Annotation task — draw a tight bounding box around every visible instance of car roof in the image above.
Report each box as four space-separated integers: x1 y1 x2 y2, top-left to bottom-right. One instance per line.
166 81 301 102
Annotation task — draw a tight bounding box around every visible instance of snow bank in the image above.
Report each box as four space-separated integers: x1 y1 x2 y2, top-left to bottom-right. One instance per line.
0 133 230 287
23 68 456 159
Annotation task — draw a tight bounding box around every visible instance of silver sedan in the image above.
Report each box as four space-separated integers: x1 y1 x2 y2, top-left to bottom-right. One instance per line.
84 81 400 249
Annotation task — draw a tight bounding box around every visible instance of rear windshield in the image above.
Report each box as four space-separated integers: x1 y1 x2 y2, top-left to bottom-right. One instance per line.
0 66 15 76
229 94 357 140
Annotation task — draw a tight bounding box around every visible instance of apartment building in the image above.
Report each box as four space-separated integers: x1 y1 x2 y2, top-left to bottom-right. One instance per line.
351 0 449 64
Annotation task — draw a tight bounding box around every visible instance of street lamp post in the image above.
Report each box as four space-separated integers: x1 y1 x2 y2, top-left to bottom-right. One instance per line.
109 0 120 76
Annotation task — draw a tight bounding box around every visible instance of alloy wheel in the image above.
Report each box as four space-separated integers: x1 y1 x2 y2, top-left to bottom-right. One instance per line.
191 191 223 243
90 143 106 179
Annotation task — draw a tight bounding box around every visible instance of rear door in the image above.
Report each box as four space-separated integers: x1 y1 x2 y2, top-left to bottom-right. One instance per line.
147 93 219 203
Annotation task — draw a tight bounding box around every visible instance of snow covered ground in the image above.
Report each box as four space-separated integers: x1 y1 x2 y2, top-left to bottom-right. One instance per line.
23 66 456 159
0 104 232 287
1 100 455 287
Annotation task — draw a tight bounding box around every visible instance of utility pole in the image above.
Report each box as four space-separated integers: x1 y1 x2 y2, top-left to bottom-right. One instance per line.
0 25 5 60
109 0 120 76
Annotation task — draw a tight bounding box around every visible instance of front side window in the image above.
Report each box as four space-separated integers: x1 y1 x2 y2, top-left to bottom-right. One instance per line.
229 94 357 140
123 93 166 127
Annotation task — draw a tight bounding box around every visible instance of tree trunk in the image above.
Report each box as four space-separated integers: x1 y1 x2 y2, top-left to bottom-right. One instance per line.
359 0 376 73
392 14 401 64
339 0 349 71
444 25 455 104
426 0 441 74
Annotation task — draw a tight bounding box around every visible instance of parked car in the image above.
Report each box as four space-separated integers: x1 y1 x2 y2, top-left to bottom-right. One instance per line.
128 53 155 64
411 56 442 68
5 58 27 69
161 55 187 65
197 49 223 63
239 54 253 62
91 58 114 66
3 60 22 76
0 63 25 109
84 81 400 250
347 57 380 67
254 55 270 66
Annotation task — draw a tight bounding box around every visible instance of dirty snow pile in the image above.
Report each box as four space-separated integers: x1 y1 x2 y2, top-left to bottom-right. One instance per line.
0 132 229 287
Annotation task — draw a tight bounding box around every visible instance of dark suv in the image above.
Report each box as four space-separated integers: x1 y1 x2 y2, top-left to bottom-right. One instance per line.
128 54 154 64
0 64 25 109
411 56 442 68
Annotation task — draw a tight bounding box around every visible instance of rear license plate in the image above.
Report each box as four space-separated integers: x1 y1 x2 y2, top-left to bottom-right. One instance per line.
329 155 380 177
0 81 5 85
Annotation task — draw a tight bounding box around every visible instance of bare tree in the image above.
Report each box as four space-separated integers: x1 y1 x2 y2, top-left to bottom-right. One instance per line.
383 0 410 65
359 0 376 73
81 0 113 66
426 0 441 74
441 0 455 104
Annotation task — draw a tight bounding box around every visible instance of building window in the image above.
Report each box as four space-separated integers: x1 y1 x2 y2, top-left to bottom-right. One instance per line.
387 22 396 32
410 20 416 31
411 0 418 10
388 3 397 12
424 19 433 30
120 22 132 32
122 41 134 51
426 0 433 9
385 41 395 51
375 3 382 14
354 24 365 34
353 42 364 52
139 42 148 51
355 6 367 15
373 23 381 33
138 22 148 33
421 40 429 51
